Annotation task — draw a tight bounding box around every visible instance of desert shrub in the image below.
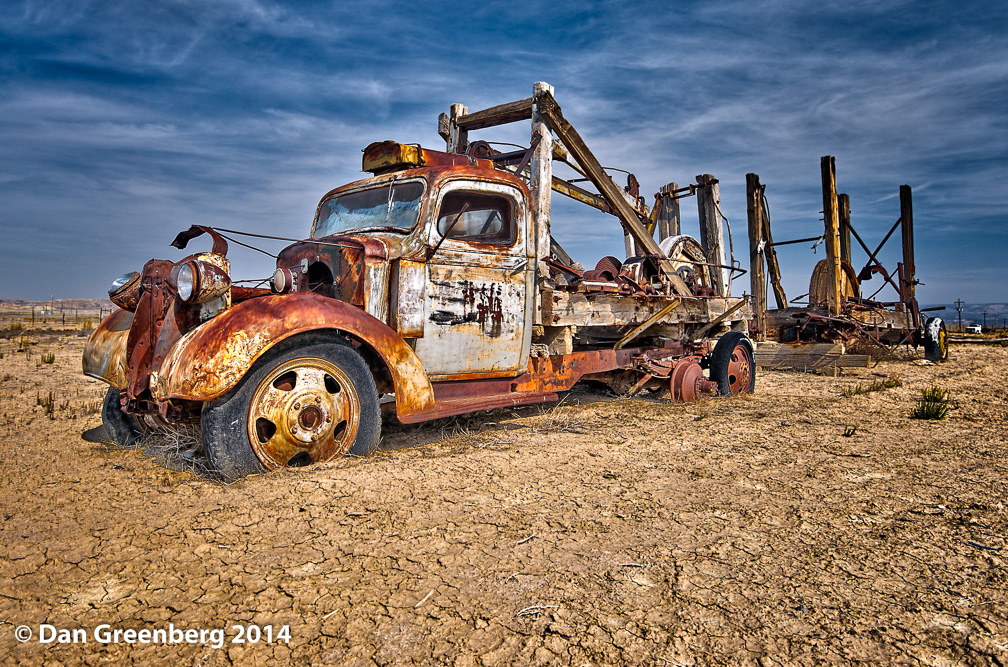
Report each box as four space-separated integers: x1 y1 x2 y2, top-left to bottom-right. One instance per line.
41 352 55 364
9 322 23 332
910 385 950 420
80 317 94 333
16 336 30 351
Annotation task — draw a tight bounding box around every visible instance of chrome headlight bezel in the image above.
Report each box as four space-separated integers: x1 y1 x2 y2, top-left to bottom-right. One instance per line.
176 262 196 302
108 271 141 311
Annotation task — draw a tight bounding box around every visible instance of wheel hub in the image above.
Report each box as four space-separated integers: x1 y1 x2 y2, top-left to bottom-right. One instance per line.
670 358 718 403
285 392 331 444
726 344 753 395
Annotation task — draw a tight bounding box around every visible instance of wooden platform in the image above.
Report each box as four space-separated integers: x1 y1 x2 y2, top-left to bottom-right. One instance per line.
755 342 871 370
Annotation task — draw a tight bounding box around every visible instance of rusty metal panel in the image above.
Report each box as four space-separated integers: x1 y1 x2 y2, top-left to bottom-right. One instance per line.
153 293 434 420
362 141 423 174
412 178 533 379
391 259 426 337
364 261 389 323
82 309 134 388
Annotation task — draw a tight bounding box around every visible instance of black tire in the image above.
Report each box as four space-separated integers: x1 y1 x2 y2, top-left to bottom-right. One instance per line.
101 385 144 449
923 316 949 362
709 332 756 396
201 336 381 481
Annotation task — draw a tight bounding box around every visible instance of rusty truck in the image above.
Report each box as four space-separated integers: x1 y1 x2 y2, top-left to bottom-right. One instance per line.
84 83 755 480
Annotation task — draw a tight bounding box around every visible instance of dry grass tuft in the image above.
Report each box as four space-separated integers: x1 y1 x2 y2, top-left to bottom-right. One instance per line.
910 385 951 420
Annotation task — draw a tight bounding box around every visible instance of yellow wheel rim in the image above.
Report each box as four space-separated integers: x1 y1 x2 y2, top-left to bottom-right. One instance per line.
247 357 360 469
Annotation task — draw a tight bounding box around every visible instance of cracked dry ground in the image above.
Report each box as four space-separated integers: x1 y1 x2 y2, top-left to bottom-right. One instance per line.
0 334 1006 666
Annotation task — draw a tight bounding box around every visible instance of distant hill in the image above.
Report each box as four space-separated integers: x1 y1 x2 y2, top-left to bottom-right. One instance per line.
921 302 1008 329
0 298 113 311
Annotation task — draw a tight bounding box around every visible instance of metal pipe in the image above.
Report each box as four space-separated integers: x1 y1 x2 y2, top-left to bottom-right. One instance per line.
768 235 824 248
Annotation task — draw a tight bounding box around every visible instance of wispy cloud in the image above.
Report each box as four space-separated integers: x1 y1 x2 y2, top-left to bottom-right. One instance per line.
0 0 1005 301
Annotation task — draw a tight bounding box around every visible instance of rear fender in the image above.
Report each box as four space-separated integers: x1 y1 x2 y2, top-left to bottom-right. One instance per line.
82 309 134 389
153 294 434 420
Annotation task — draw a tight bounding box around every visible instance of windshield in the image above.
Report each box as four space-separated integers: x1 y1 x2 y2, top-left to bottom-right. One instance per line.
313 179 425 238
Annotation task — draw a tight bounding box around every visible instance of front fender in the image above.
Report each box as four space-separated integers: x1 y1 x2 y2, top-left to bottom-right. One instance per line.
153 294 434 420
82 309 134 389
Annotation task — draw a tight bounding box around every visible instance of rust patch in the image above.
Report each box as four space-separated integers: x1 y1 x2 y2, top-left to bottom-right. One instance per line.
429 279 506 337
82 309 134 388
155 293 434 420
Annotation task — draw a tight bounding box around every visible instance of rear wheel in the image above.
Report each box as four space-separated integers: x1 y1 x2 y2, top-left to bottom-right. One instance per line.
709 332 756 396
201 338 381 481
101 386 144 449
923 317 949 362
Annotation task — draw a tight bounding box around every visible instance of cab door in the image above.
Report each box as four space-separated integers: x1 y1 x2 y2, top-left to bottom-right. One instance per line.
412 180 533 379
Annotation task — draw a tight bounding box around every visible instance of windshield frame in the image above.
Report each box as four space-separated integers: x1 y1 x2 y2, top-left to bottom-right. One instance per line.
310 176 428 239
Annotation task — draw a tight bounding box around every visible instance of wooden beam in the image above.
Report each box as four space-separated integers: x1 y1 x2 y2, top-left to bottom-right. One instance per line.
838 193 852 266
696 174 728 296
531 82 554 284
437 113 450 144
657 182 680 241
615 299 682 349
820 156 842 315
550 176 610 213
447 103 468 153
761 187 788 309
747 173 766 341
899 185 916 308
755 343 870 370
456 97 533 131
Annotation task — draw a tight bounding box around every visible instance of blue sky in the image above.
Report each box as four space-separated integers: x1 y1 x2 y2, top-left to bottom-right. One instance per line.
2 0 1006 308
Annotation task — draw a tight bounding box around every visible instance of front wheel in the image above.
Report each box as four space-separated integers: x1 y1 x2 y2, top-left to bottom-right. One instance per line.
201 338 381 481
709 332 756 396
923 317 949 362
101 386 144 448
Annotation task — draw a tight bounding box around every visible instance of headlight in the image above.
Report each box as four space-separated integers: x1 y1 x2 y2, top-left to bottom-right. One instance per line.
170 259 230 304
108 271 141 311
176 263 196 301
272 267 295 294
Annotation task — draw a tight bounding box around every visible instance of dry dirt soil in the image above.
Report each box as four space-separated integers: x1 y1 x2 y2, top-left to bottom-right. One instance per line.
0 324 1006 666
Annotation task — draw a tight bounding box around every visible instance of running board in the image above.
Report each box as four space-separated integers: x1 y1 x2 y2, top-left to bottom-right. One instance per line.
395 390 559 424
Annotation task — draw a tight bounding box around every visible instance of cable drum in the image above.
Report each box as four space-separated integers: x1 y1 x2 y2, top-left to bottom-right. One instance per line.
659 235 714 294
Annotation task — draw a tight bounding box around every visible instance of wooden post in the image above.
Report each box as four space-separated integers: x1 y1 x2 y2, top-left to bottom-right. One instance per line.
746 173 766 341
624 233 635 259
899 184 916 321
695 174 728 296
657 182 680 241
761 187 788 309
820 156 842 315
531 82 554 285
447 103 468 154
838 193 851 266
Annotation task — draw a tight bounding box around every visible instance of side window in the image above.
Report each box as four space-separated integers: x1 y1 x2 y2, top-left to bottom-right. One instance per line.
436 192 515 246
